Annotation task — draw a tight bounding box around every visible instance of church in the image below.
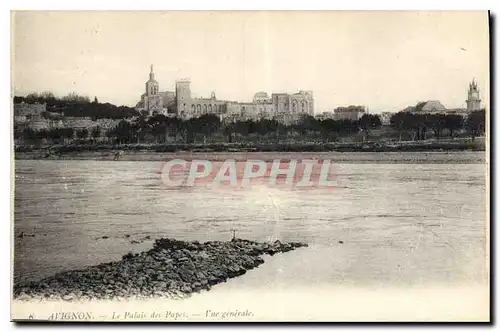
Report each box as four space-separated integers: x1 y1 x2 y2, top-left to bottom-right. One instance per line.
135 65 175 116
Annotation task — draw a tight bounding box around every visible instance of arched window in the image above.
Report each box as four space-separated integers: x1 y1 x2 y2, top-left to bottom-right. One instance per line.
191 104 196 113
203 105 207 114
292 100 298 113
208 105 213 113
197 104 201 114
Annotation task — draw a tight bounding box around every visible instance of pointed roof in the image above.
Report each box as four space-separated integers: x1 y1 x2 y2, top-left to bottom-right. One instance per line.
147 64 158 84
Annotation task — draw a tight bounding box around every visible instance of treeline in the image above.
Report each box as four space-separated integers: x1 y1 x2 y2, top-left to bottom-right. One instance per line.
17 110 486 146
14 127 102 144
16 113 382 145
390 110 486 140
106 113 383 144
14 92 139 119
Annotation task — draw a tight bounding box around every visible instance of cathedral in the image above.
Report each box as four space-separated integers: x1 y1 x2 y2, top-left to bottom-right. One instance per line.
135 65 175 116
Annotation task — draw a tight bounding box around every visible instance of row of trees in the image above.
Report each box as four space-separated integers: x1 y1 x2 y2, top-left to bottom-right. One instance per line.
15 113 381 145
390 110 486 141
91 113 383 144
15 127 102 143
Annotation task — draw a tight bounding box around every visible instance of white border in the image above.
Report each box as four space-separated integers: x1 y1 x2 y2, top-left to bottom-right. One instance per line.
2 1 497 331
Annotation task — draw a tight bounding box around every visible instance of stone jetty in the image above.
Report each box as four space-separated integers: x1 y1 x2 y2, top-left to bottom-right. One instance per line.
13 238 308 301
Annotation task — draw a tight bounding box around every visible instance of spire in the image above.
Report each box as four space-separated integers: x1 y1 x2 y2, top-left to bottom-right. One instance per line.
149 64 155 80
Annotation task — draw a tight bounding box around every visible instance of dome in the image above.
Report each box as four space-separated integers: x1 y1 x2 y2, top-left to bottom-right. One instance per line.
253 91 270 103
254 91 269 99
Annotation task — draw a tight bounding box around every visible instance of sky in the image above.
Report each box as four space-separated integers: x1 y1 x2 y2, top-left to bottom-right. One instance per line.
12 11 490 113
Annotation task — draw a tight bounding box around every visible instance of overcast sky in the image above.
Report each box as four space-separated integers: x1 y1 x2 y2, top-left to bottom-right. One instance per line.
12 11 489 113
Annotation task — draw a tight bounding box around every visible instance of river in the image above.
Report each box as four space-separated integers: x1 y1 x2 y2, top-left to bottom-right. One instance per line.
13 152 488 293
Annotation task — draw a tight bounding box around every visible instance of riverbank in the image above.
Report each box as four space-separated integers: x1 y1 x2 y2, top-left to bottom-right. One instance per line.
14 137 485 160
13 150 486 164
13 238 308 302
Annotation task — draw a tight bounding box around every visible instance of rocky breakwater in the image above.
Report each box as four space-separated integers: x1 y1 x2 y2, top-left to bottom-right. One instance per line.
13 238 308 301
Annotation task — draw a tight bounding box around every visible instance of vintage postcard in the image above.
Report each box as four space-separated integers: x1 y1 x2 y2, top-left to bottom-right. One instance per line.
11 11 489 322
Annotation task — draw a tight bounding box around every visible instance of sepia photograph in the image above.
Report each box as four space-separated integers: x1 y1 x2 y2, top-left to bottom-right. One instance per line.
10 10 489 322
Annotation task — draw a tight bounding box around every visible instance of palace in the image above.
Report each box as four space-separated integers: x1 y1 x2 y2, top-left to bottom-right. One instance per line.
135 65 314 123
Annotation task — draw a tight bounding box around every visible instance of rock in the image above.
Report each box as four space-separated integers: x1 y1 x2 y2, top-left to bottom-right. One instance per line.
180 285 192 293
102 236 109 239
122 252 134 260
339 241 344 244
17 232 35 238
13 237 307 301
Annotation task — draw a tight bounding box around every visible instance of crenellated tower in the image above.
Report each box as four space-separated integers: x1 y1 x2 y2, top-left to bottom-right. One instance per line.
466 78 481 112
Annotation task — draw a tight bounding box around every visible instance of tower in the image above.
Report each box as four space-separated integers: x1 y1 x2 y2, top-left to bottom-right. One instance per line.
144 64 162 115
466 78 481 112
146 64 159 96
175 79 192 115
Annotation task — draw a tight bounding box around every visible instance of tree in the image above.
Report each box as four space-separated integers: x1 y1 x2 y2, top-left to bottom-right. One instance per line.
63 127 74 140
22 128 36 142
391 112 427 141
358 114 382 142
465 109 486 139
90 126 101 141
76 128 89 140
443 114 464 137
109 120 136 144
427 114 446 139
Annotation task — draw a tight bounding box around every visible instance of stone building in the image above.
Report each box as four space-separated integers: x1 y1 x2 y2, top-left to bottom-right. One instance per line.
135 65 170 116
175 79 227 119
135 66 314 123
334 105 367 121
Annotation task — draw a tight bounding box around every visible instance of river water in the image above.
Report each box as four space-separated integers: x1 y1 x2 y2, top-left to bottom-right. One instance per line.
13 152 488 292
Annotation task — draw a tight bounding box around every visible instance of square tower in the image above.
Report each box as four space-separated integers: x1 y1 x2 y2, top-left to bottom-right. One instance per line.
175 79 192 116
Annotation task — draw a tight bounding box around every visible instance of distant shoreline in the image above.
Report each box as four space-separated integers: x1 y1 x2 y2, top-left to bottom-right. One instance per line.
15 138 485 159
13 140 486 164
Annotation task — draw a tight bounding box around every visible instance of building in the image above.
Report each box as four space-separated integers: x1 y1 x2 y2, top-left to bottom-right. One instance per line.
175 79 228 119
136 65 315 124
466 78 481 112
379 112 393 125
403 79 483 117
14 101 46 117
315 111 335 121
404 100 447 114
135 65 170 116
334 105 367 121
